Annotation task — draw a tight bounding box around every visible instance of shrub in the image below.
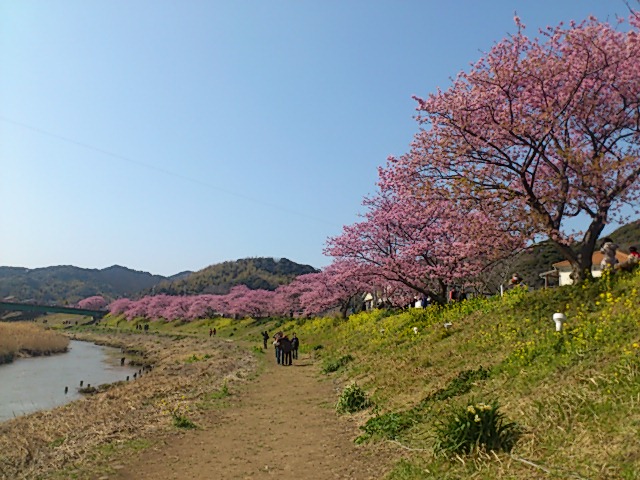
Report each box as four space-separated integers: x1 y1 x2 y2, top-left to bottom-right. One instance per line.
336 383 372 414
356 409 420 443
433 400 519 456
322 354 354 374
172 413 197 429
219 382 230 397
421 366 491 405
185 354 200 363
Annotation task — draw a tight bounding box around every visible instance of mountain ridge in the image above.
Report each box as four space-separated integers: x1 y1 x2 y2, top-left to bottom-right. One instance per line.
0 257 319 305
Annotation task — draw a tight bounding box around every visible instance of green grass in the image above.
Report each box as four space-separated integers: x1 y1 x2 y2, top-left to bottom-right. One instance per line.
270 267 640 478
196 382 231 410
94 266 640 479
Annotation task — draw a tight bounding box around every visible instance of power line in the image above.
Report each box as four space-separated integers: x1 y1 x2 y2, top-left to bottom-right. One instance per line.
0 115 338 227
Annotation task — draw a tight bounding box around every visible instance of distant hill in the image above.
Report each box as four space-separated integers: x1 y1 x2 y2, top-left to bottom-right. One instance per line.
145 257 319 296
0 258 319 306
607 219 640 251
0 265 168 305
3 220 635 305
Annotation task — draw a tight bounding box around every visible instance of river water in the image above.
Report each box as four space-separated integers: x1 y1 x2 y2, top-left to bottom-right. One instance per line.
0 340 140 422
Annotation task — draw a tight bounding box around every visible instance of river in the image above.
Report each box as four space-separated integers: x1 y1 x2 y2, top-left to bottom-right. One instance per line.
0 340 140 422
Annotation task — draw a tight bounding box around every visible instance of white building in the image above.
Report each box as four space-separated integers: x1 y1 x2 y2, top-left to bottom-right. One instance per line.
552 251 630 286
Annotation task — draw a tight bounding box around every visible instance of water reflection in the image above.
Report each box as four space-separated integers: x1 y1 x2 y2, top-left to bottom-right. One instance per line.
0 340 140 421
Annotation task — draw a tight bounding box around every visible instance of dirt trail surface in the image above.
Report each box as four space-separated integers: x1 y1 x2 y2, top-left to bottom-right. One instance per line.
116 351 395 480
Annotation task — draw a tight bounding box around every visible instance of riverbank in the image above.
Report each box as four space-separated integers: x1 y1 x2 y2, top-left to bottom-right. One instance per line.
0 331 255 480
0 322 69 365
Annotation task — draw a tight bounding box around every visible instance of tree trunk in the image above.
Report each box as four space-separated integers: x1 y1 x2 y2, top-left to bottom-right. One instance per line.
551 217 606 284
340 302 349 319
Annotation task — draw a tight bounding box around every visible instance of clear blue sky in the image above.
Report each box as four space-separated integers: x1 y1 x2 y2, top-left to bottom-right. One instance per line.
0 1 633 276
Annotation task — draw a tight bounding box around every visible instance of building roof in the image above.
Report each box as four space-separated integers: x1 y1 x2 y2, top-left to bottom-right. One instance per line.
553 251 629 268
539 269 560 278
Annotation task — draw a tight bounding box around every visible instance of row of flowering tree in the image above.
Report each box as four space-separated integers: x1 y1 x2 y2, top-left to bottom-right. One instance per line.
107 262 367 321
108 13 640 322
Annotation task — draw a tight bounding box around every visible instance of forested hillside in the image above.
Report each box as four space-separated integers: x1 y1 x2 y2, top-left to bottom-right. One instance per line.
0 265 168 304
146 257 319 296
0 258 318 306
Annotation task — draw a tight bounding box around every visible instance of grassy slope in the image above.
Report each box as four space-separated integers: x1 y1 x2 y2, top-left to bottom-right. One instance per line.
297 270 640 480
94 269 640 479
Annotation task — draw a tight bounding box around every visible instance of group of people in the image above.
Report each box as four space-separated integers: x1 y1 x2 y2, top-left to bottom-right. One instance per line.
600 238 640 271
263 331 299 366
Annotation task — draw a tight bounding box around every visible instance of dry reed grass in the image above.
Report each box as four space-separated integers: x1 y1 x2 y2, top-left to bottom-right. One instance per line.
0 331 256 480
0 322 69 363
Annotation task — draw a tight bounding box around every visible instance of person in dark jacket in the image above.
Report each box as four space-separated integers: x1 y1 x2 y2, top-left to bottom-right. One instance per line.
291 333 299 360
262 331 269 349
280 335 293 366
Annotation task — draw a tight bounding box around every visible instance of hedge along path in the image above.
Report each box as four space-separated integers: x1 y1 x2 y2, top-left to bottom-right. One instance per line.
115 348 396 480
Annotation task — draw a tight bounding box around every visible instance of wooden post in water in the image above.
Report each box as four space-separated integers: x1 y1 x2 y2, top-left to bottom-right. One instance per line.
126 376 129 381
121 357 125 366
133 372 137 380
64 386 68 394
80 380 83 387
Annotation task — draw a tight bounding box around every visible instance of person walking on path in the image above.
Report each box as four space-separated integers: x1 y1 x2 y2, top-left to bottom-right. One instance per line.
262 331 269 349
209 328 213 338
291 333 299 360
273 333 282 365
280 335 293 366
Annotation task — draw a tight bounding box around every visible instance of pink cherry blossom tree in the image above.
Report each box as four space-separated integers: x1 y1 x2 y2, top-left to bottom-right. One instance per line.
77 295 108 310
145 294 176 320
293 261 369 318
395 14 640 282
186 295 218 320
124 296 153 320
222 285 254 318
326 188 522 302
109 298 132 315
244 288 276 318
163 296 192 321
271 283 301 317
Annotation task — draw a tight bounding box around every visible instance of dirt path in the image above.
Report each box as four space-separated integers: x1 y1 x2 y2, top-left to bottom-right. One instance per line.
115 349 396 480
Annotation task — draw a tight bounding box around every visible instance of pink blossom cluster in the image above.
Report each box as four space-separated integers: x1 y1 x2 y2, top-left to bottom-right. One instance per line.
108 265 367 321
77 295 108 310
